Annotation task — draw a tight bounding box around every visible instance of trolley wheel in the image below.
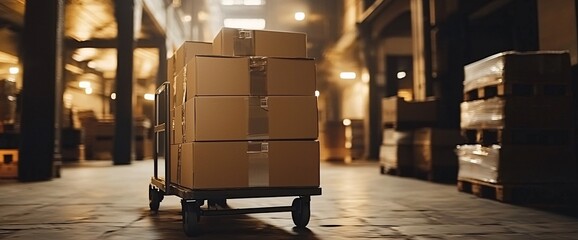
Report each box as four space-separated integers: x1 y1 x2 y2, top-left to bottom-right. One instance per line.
148 185 164 211
291 197 311 228
181 200 201 237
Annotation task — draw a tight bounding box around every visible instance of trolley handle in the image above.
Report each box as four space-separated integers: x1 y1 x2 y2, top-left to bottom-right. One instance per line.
153 81 171 193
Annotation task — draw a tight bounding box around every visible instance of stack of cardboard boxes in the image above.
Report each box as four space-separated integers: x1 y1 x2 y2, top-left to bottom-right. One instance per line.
168 28 319 190
458 51 577 185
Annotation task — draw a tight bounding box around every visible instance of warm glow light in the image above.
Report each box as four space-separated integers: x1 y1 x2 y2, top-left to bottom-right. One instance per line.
144 93 155 101
397 71 407 79
111 93 116 100
221 0 264 5
79 81 91 89
340 72 356 80
8 67 19 74
294 12 305 21
87 61 97 69
224 18 266 30
361 72 370 83
182 15 192 22
85 87 93 95
342 119 352 126
315 90 320 97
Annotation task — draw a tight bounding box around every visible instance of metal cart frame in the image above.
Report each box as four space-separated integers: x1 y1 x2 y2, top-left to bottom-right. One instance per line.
149 82 322 236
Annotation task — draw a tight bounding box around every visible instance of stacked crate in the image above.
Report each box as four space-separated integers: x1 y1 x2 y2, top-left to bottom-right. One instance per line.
379 96 437 176
168 28 320 190
457 51 577 202
413 128 463 182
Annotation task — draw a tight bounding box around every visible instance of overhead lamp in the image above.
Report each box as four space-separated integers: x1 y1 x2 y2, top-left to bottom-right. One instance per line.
110 93 117 100
224 18 266 30
342 118 352 126
85 87 93 95
294 12 305 21
315 90 320 97
182 15 192 22
79 81 91 89
144 93 155 101
8 67 19 75
397 71 407 79
340 72 356 80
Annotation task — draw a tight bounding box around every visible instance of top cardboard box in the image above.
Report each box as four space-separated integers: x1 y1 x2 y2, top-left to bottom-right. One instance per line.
188 55 316 97
213 27 307 57
173 41 212 74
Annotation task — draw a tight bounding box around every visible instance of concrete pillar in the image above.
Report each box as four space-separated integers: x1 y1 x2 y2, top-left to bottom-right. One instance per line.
113 0 135 165
19 0 64 181
410 0 433 101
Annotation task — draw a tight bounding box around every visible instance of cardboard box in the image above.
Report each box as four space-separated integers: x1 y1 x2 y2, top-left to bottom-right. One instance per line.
457 144 577 184
174 41 212 74
382 97 437 127
174 140 319 189
173 105 183 144
379 144 413 173
460 96 573 129
382 129 413 145
184 96 318 142
191 55 316 96
171 42 212 108
413 128 464 146
213 27 307 58
464 51 571 93
0 149 18 178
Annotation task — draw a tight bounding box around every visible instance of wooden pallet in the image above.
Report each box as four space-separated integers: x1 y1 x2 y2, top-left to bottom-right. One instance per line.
457 178 578 204
461 128 573 146
464 82 570 101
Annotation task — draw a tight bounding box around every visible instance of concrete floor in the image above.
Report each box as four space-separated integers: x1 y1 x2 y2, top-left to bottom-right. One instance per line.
1 160 578 239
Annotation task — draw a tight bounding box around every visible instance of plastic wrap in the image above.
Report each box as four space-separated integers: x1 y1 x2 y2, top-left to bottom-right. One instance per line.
460 98 504 129
463 51 571 92
382 129 413 145
456 144 500 183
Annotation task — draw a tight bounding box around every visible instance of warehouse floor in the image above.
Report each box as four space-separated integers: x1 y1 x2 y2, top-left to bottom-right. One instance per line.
1 160 578 239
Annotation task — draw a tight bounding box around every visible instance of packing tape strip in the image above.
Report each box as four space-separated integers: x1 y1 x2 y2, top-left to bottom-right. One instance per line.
234 29 254 56
249 57 268 95
177 144 182 185
247 141 269 187
248 97 269 140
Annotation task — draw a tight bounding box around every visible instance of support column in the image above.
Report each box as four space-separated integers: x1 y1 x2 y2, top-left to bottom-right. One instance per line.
19 0 64 181
113 0 135 165
360 29 381 160
411 0 433 101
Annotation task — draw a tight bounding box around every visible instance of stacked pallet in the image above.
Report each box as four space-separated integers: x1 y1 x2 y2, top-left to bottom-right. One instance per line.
457 51 577 203
168 28 319 190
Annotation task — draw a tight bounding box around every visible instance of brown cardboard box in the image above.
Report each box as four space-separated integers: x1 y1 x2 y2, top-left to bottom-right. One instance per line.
170 144 179 185
379 144 413 174
460 96 573 129
170 42 212 108
176 140 319 189
184 96 318 142
191 55 316 96
0 149 18 178
174 105 183 144
382 97 437 126
457 144 577 184
174 41 212 73
463 51 571 92
213 27 307 58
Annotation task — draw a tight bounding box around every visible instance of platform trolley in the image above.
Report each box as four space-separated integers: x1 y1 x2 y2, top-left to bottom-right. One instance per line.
149 82 322 236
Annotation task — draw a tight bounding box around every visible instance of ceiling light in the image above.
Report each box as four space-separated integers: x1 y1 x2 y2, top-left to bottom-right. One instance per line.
182 15 192 22
294 12 305 21
8 67 19 74
79 81 91 89
85 87 93 95
397 71 407 79
224 18 266 30
342 119 352 126
111 93 117 100
340 72 356 80
144 93 155 101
